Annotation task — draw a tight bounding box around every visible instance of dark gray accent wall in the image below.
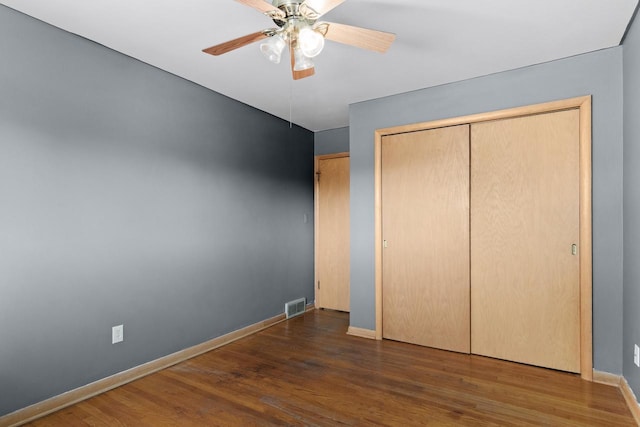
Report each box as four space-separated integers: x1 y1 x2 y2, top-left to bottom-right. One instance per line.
350 48 624 374
624 10 640 398
0 6 313 417
314 127 350 156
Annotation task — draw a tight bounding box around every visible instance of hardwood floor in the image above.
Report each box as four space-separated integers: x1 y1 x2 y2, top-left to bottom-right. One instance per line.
27 310 634 426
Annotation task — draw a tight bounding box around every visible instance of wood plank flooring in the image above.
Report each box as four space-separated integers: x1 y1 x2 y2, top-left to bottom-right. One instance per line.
27 310 634 426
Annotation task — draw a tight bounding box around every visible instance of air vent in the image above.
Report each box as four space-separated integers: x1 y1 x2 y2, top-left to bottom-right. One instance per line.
285 298 306 319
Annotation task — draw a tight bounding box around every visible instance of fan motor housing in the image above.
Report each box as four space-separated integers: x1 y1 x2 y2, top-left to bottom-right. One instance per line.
273 0 303 17
272 0 304 8
270 0 318 29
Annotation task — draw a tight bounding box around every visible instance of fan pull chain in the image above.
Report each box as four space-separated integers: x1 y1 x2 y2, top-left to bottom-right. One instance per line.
289 36 293 129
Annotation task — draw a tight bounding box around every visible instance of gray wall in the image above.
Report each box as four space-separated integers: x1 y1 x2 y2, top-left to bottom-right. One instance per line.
350 47 624 374
0 6 314 417
624 10 640 397
314 127 350 156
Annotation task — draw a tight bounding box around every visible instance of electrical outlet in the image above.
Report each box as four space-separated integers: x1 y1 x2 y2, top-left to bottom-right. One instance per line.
634 344 639 367
112 324 124 344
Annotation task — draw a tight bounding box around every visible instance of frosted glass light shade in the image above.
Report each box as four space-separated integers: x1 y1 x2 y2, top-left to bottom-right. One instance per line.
293 47 314 71
298 27 325 58
260 35 286 64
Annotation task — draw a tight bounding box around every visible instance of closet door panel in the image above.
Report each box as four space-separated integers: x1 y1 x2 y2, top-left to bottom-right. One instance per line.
382 125 470 353
317 156 350 312
470 110 580 372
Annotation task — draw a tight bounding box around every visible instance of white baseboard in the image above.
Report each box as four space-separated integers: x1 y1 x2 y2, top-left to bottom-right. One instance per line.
0 304 314 427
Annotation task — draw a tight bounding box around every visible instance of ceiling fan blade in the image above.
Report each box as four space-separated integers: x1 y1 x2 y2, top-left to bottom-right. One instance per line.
203 31 269 56
319 22 395 53
290 45 315 80
293 66 315 80
235 0 285 18
304 0 346 17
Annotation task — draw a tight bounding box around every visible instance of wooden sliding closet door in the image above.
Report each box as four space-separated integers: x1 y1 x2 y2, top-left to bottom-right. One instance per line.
470 110 580 373
382 125 470 353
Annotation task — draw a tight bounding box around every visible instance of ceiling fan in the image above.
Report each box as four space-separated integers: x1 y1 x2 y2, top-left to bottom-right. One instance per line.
202 0 396 80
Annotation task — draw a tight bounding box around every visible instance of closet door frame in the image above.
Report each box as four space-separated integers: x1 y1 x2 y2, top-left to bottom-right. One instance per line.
373 96 593 380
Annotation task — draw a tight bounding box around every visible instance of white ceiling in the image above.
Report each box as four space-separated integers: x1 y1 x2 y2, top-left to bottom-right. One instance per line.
2 0 638 131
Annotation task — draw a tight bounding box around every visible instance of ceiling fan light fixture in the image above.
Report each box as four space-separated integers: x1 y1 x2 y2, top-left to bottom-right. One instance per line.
260 34 286 64
293 47 314 71
203 0 396 80
298 27 325 58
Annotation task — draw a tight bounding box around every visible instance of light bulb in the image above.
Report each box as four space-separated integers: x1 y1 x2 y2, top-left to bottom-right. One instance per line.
293 47 314 71
259 34 286 64
298 27 325 58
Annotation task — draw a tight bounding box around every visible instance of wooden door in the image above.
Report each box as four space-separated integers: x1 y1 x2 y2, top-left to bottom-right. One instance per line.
470 110 580 373
381 125 470 353
316 156 350 312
